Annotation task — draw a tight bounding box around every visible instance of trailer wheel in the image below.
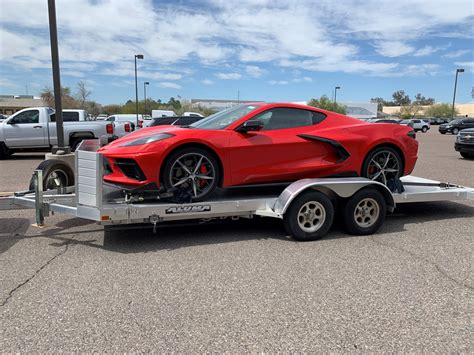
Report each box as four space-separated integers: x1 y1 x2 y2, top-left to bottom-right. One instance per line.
283 190 334 241
28 159 74 191
343 188 386 235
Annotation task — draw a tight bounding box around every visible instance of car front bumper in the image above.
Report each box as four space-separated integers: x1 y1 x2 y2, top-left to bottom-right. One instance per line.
455 142 474 153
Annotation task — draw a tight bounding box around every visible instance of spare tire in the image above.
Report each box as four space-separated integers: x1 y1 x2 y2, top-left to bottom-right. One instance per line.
28 159 75 191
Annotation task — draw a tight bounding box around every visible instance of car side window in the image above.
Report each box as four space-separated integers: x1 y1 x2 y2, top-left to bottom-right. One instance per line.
11 110 39 124
253 108 326 131
107 116 115 122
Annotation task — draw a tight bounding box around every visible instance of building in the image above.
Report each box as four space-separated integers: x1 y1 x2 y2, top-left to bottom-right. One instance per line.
382 103 474 117
0 95 47 115
190 98 264 110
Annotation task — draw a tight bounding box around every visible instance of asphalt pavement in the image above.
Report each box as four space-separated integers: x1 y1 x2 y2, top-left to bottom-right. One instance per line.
0 129 472 352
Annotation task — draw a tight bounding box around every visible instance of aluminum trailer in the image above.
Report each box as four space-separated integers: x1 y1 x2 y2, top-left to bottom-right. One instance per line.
6 140 474 241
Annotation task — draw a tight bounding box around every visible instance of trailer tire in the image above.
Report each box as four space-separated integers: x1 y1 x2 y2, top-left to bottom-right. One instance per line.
283 190 334 241
0 142 10 160
343 187 386 235
28 159 74 191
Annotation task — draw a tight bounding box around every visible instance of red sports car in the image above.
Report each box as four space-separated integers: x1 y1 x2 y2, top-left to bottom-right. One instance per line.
99 103 418 201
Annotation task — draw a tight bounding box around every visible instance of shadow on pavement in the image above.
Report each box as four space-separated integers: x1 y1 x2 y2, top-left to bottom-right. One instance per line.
4 201 472 255
0 218 31 254
7 154 45 160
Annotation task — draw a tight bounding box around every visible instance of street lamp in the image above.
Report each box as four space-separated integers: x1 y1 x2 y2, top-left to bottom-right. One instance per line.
134 54 144 126
334 86 341 104
452 68 464 119
47 0 68 153
144 81 149 115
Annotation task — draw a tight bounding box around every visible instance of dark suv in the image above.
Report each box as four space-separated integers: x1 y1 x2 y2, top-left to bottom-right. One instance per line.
455 128 474 159
439 118 474 135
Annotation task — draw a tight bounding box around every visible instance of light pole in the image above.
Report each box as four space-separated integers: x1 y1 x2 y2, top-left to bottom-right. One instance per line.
452 68 464 119
48 0 68 153
134 54 144 126
334 86 341 104
144 81 149 115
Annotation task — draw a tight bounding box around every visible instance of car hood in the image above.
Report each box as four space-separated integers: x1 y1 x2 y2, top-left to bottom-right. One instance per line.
100 125 186 151
460 128 474 133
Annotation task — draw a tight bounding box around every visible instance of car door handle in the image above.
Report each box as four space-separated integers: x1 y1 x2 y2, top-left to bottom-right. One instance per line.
33 125 42 128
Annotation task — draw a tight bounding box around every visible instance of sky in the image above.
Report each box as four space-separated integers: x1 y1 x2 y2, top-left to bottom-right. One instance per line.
0 0 473 105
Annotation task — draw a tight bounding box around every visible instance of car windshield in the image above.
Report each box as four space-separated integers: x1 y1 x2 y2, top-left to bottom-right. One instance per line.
190 104 261 129
449 119 462 124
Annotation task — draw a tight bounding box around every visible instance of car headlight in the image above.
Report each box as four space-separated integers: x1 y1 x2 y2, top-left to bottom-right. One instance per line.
121 133 174 147
456 134 462 142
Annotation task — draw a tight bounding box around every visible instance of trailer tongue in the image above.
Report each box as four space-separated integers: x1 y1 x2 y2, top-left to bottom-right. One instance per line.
5 140 474 241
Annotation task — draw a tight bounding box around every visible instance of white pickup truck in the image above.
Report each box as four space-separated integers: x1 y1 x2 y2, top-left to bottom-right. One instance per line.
0 107 115 159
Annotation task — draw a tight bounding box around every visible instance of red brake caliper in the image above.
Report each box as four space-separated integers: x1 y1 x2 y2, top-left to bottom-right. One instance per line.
199 164 208 187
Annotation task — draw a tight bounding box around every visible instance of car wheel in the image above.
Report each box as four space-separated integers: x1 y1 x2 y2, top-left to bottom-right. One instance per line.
421 126 428 133
361 146 403 186
440 132 446 135
452 128 459 135
342 187 386 235
460 152 474 159
162 147 220 201
283 190 334 241
28 159 75 191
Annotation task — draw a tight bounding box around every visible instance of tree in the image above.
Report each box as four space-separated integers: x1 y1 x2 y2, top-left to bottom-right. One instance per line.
308 95 346 114
413 93 435 105
40 86 79 108
425 103 458 118
392 90 411 106
76 81 91 109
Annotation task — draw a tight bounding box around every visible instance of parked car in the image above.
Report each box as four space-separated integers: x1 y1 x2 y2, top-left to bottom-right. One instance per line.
426 117 448 125
0 114 8 123
99 103 418 201
400 119 430 132
439 118 474 135
106 114 145 130
183 111 205 117
370 119 400 124
455 128 474 159
0 107 115 158
149 116 204 127
151 109 176 118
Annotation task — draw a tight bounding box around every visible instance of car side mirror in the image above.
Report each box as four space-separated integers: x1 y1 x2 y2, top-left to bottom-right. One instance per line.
235 120 264 133
6 119 15 125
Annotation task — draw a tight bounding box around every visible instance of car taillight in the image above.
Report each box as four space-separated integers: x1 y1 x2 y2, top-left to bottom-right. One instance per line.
124 122 131 132
106 123 114 134
407 130 416 139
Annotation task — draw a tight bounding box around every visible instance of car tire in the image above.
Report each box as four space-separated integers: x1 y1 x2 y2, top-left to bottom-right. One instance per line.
162 147 220 202
342 187 386 235
460 152 474 159
28 159 75 191
440 132 446 135
283 190 334 241
421 126 428 133
0 142 10 160
361 146 403 186
452 128 459 135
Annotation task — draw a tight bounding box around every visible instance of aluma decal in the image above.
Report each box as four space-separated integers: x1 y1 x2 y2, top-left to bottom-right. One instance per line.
165 205 211 214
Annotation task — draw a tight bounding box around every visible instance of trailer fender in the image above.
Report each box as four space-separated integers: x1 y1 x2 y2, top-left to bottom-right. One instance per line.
273 178 395 216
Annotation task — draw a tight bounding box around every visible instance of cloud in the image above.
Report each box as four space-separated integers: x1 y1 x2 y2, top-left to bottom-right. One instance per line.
0 0 472 86
454 61 474 72
158 82 182 89
269 80 289 85
293 76 312 83
0 78 18 88
245 65 265 78
201 79 214 85
215 73 242 80
444 50 471 58
374 41 415 57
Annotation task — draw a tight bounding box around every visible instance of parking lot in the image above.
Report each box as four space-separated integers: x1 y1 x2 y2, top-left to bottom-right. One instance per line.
0 129 472 352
